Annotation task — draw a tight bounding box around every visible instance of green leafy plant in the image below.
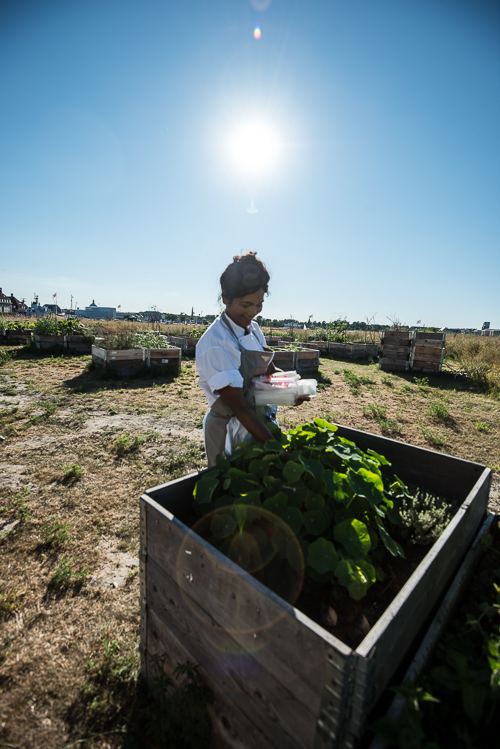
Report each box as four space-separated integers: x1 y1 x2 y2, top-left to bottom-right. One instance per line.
50 557 88 589
193 419 407 603
428 401 451 422
394 487 459 546
41 518 71 548
343 369 375 395
62 463 83 482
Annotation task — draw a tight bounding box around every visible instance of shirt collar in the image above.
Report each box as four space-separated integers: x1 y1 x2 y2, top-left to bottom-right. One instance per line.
223 314 256 339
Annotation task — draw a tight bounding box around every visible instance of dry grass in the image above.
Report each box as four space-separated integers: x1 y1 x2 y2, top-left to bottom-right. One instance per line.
0 343 499 748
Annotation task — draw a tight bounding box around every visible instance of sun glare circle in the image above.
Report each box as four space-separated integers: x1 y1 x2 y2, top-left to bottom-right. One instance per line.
228 120 280 175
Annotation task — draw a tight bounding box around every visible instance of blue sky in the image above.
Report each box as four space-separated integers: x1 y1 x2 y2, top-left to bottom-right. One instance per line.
1 0 499 328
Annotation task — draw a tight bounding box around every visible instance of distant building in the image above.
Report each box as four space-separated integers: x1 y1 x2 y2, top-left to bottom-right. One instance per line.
0 288 13 314
44 304 63 314
74 300 116 319
10 294 28 313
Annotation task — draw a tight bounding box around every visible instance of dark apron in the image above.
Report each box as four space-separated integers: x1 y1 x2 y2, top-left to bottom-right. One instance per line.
204 312 274 467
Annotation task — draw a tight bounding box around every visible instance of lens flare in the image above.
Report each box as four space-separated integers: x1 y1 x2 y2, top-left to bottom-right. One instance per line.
253 26 261 40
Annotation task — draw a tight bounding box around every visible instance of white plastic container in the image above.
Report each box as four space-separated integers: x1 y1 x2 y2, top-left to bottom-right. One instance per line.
252 371 317 406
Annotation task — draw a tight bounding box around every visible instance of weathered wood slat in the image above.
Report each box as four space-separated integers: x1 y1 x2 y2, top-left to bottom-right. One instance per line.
145 559 319 749
145 503 346 709
382 331 412 339
412 346 444 358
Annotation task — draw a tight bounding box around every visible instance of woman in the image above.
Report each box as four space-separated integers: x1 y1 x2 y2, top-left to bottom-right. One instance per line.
196 251 302 467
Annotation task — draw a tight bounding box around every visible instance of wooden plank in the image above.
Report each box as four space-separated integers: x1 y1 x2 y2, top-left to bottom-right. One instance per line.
143 605 276 749
108 349 144 360
412 346 444 358
382 331 412 339
145 503 348 708
145 558 320 749
414 332 445 341
357 475 489 718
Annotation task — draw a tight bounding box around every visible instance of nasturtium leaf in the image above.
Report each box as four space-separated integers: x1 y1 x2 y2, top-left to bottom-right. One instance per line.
249 459 269 479
304 492 325 511
307 537 339 574
263 492 288 513
193 472 219 505
313 418 338 432
303 510 328 536
334 518 371 557
299 455 324 480
210 512 237 539
375 516 405 558
347 468 384 509
335 558 376 600
367 448 391 467
283 460 305 483
272 505 303 534
282 484 303 508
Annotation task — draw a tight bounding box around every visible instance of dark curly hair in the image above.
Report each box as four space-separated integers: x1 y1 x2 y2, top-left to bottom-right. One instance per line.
220 251 270 302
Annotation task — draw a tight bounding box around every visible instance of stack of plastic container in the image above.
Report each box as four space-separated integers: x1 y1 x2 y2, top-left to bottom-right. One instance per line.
252 371 317 405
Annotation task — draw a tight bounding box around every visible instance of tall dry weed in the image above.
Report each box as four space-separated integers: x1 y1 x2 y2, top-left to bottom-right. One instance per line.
445 334 500 396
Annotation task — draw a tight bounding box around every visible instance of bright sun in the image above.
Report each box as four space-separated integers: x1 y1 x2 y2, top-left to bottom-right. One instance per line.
228 119 281 175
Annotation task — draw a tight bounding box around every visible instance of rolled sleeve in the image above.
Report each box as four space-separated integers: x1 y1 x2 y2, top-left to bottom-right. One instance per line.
208 368 244 392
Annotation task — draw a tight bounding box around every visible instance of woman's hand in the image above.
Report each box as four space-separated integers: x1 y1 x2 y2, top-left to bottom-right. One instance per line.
216 385 276 444
294 395 310 405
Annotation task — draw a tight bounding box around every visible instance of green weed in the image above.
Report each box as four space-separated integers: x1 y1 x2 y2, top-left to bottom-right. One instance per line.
62 463 83 482
476 422 489 432
428 401 451 422
41 518 70 548
50 557 89 590
421 425 446 448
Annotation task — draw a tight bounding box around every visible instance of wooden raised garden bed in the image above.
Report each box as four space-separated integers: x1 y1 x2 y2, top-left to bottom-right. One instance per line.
296 347 320 375
6 329 32 345
140 426 490 749
33 333 66 350
65 334 92 354
379 331 413 372
329 343 380 359
410 332 446 373
92 345 181 376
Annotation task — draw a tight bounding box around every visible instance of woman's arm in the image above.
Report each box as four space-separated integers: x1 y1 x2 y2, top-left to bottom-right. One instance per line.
216 385 276 444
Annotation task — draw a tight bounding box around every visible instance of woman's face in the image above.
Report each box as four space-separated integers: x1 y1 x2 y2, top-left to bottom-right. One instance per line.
224 288 265 330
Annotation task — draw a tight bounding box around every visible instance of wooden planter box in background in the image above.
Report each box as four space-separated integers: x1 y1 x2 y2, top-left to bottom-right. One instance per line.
329 343 380 359
65 335 92 354
270 348 295 371
92 345 146 376
167 336 188 353
92 345 181 376
33 333 66 350
6 329 32 345
379 331 413 371
410 332 446 373
301 340 330 354
146 347 182 375
140 426 490 749
296 348 320 375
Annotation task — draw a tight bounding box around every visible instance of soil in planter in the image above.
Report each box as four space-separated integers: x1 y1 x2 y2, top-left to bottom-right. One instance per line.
296 542 428 648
